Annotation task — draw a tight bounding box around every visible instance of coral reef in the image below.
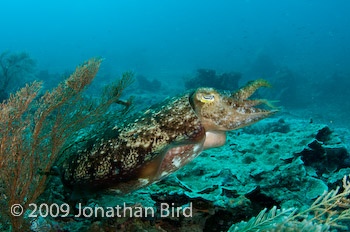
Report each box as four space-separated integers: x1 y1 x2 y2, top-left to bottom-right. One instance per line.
136 74 162 92
320 72 350 102
229 175 350 231
258 66 305 109
33 116 350 232
1 57 349 231
184 69 241 91
250 52 277 79
0 51 36 102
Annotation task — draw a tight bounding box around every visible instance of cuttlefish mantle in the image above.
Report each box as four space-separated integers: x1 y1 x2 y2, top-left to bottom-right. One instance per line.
61 79 277 194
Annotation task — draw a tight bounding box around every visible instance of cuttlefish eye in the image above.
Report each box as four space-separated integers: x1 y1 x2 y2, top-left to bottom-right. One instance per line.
200 94 215 103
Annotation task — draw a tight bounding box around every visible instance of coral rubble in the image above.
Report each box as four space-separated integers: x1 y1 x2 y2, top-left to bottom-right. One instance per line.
38 117 350 231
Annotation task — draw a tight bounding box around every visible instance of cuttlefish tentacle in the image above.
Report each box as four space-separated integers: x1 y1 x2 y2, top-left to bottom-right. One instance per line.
242 99 278 110
61 79 277 195
233 79 272 100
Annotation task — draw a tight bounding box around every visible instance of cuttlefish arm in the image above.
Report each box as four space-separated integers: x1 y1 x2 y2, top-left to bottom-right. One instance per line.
61 79 276 194
232 79 272 100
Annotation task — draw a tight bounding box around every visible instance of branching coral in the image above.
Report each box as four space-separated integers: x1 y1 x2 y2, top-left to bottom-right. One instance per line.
229 175 350 231
0 58 134 231
0 51 36 101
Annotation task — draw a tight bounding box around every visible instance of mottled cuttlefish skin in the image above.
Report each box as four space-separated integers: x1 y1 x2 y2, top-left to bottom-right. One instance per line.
61 79 276 194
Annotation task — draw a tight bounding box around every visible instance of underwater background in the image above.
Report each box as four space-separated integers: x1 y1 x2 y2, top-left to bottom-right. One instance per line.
1 0 350 231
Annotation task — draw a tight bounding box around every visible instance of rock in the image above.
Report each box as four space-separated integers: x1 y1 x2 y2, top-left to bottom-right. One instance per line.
299 125 349 174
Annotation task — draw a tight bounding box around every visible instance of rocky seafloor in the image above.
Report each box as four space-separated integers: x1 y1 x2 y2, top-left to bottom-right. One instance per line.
27 112 350 232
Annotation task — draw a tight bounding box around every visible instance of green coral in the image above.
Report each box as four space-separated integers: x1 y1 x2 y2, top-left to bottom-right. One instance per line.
229 175 350 231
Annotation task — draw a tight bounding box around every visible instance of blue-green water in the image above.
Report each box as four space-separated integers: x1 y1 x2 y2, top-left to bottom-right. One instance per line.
0 1 350 231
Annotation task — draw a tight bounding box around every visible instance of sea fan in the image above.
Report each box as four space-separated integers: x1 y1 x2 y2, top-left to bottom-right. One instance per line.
228 206 295 232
